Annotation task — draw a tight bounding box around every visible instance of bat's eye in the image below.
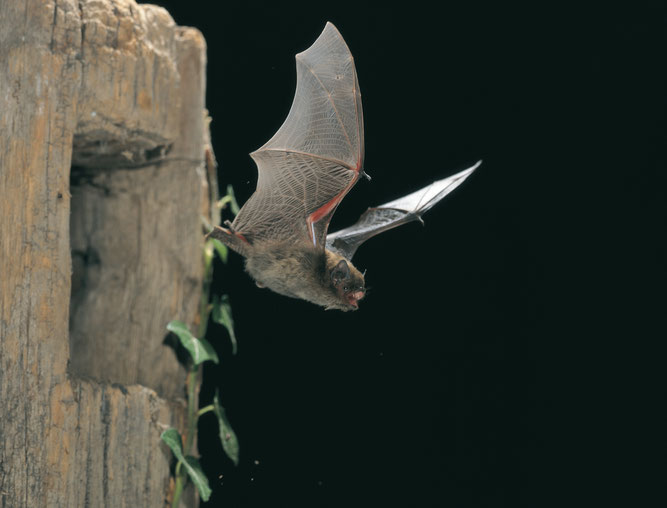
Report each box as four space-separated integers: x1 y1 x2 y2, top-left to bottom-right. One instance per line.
331 260 351 288
343 286 349 292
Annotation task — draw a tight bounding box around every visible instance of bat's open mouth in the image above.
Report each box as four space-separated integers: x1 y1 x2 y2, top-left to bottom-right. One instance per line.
347 289 365 309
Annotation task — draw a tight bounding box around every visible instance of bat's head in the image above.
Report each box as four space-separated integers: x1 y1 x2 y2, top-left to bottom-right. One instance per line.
329 259 366 311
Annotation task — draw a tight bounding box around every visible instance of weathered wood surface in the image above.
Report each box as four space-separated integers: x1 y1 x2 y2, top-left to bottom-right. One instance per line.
0 1 212 506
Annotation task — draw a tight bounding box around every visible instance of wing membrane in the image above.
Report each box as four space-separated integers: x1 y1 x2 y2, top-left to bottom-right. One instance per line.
232 22 364 247
326 161 481 259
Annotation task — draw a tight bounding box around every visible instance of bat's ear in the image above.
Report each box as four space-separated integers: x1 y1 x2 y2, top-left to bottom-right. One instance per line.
330 259 351 288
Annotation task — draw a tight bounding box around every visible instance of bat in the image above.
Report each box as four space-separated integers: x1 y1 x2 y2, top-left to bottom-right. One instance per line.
208 22 479 311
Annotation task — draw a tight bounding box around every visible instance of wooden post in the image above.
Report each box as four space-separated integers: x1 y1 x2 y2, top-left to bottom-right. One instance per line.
0 1 213 505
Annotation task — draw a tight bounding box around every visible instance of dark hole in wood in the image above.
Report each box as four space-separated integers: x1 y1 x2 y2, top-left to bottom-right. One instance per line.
68 136 174 386
68 163 111 380
67 128 197 399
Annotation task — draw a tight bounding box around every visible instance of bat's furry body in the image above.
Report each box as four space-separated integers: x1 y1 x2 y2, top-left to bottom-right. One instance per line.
209 23 478 311
244 242 365 311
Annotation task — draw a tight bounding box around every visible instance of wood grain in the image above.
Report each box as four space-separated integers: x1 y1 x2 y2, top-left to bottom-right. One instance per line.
0 1 213 505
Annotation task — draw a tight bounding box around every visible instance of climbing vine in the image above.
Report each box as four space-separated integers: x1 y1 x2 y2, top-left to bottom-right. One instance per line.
161 186 240 505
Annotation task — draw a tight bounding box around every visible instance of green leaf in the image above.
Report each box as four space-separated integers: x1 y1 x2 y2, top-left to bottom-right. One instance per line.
210 237 228 263
203 239 215 270
182 455 212 501
213 390 240 466
167 320 219 365
160 428 184 457
226 184 240 216
160 429 212 501
211 295 237 354
216 186 240 216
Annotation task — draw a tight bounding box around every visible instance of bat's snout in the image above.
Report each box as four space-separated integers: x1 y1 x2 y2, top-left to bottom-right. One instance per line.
346 287 365 310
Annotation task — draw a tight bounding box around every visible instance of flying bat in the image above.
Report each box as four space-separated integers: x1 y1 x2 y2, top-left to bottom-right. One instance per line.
208 22 479 311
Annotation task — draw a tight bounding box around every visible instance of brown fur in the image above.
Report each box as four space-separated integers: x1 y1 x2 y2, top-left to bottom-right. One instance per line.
244 241 365 311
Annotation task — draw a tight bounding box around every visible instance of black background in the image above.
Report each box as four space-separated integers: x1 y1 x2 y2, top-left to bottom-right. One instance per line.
145 2 664 507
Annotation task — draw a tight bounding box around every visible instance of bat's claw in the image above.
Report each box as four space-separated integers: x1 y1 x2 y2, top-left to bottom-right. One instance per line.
224 219 236 233
361 170 371 181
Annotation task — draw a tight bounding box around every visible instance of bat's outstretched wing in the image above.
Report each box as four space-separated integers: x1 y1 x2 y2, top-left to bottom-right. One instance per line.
229 22 364 249
326 161 481 260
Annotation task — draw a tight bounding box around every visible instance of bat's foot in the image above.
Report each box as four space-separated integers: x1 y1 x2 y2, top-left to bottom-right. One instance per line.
224 219 236 233
205 225 228 241
206 225 251 257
